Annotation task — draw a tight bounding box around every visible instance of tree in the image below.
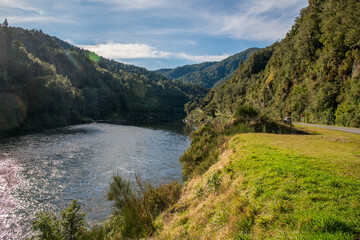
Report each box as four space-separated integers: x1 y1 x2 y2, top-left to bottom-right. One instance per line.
2 19 8 27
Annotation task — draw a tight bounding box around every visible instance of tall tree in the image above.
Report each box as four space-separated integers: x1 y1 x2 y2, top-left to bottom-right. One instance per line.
2 19 8 27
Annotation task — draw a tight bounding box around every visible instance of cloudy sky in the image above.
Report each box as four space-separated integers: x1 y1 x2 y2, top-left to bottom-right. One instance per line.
0 0 308 70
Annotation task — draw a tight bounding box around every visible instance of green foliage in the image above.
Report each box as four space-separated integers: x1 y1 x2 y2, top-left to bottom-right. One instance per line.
31 176 182 239
0 26 207 136
100 174 182 238
61 200 86 240
146 180 182 218
234 105 259 120
32 199 86 240
179 124 221 179
32 212 61 240
181 105 301 179
187 0 360 127
107 174 152 238
335 102 352 126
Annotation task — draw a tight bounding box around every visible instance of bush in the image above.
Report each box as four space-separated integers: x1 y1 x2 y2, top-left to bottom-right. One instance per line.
32 212 61 240
61 200 86 240
32 199 86 240
106 174 182 238
234 105 259 120
107 174 153 238
147 180 182 217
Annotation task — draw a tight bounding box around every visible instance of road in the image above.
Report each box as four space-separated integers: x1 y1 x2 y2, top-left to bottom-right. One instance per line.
294 122 360 135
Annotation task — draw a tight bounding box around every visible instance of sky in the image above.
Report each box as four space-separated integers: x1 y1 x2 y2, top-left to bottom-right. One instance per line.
0 0 308 70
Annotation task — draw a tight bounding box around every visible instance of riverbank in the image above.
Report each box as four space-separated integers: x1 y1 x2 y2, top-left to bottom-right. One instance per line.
0 114 187 138
153 126 360 239
26 120 360 239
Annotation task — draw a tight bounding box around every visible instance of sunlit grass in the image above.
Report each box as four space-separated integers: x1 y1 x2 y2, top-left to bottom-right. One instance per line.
155 127 360 239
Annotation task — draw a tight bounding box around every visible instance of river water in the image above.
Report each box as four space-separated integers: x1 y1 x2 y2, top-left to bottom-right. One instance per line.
0 122 191 239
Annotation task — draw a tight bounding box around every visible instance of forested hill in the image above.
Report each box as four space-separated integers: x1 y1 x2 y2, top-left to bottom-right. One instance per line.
156 48 259 88
187 0 360 127
0 26 207 135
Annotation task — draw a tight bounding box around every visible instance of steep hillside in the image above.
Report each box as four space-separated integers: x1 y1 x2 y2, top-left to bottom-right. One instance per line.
187 0 360 127
0 26 207 135
156 48 259 88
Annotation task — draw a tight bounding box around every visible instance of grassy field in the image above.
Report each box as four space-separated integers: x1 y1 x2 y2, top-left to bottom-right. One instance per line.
154 127 360 239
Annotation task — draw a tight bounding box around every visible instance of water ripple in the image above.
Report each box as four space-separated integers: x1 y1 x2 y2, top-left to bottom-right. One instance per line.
0 123 190 239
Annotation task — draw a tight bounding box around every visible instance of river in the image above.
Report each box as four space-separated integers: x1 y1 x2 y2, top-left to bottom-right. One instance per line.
0 122 191 239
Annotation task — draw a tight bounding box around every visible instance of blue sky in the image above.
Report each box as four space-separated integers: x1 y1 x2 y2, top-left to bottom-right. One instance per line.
0 0 308 70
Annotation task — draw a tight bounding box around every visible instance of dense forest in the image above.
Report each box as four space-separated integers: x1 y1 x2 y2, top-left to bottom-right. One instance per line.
156 48 259 88
187 0 360 127
0 26 207 135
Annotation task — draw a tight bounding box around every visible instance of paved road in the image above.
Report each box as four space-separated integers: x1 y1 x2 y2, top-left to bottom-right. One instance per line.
294 122 360 135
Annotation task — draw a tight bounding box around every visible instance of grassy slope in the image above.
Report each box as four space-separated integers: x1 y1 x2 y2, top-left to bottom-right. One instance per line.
154 127 360 239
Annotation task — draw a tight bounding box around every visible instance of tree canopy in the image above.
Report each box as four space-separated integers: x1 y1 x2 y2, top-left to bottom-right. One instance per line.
187 0 360 127
0 26 207 135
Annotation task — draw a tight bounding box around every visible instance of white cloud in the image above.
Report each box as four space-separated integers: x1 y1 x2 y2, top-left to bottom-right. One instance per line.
199 0 308 41
64 39 74 44
78 42 229 63
90 0 168 10
174 53 229 62
0 0 39 12
78 43 170 59
8 15 74 24
202 13 287 41
246 0 303 15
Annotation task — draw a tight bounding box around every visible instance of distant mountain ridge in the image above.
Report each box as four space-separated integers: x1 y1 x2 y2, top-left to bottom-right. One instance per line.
156 48 260 88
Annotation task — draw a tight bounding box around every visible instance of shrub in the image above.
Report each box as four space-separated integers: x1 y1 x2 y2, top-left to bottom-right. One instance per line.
107 174 154 238
106 174 182 238
32 212 61 240
234 105 259 120
61 200 86 240
147 180 182 217
32 199 86 240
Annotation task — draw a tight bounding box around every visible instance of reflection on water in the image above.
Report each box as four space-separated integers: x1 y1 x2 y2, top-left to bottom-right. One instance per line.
0 123 190 239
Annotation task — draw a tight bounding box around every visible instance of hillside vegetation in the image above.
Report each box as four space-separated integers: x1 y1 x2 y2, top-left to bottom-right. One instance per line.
0 26 207 135
31 106 360 239
156 48 259 88
187 0 360 127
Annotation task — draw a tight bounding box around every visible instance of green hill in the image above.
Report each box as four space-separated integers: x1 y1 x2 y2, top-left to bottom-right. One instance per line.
187 0 360 127
156 61 216 80
156 48 259 88
0 26 207 135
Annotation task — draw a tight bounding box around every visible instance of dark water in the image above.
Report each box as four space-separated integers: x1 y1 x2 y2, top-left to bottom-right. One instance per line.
0 122 191 239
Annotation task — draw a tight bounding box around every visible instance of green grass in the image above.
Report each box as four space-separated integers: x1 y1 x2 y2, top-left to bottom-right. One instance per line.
227 131 360 239
156 127 360 239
